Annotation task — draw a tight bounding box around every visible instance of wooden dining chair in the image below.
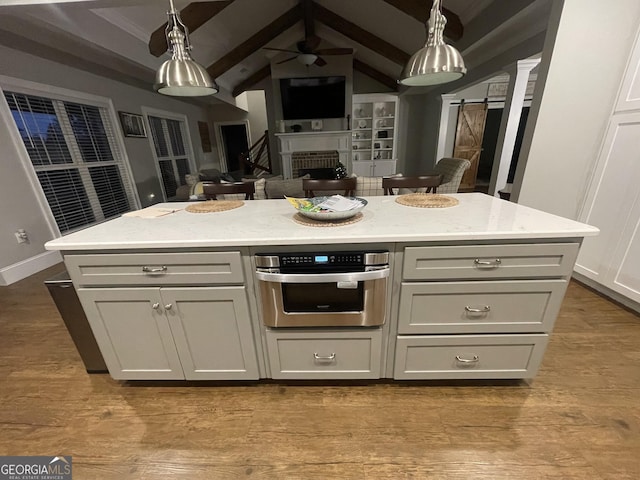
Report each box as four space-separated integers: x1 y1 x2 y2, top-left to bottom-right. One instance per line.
202 181 255 200
303 177 357 197
382 175 443 195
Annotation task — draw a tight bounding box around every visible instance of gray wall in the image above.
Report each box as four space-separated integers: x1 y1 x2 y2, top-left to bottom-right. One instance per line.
0 44 242 273
515 0 640 218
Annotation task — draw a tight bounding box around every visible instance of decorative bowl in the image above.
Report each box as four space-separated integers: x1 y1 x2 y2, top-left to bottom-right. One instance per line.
296 196 367 221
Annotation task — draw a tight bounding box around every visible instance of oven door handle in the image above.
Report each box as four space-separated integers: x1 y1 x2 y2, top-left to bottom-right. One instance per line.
255 269 389 284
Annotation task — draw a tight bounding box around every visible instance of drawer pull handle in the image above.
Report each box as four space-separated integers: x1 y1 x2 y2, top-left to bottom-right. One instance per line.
313 352 336 362
142 266 168 274
152 303 161 310
455 355 479 364
465 305 491 314
473 258 501 268
164 304 173 310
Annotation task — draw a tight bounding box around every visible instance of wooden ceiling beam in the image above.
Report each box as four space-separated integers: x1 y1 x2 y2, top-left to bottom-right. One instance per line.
149 1 235 57
353 59 398 92
383 0 463 41
312 2 410 66
302 0 315 37
232 65 271 97
207 4 302 79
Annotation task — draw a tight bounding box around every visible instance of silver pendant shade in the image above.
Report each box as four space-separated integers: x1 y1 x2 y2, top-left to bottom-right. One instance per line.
154 0 218 96
399 0 466 86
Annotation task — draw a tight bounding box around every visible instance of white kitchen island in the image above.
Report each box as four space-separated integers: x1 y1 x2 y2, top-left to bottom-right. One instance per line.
46 194 598 382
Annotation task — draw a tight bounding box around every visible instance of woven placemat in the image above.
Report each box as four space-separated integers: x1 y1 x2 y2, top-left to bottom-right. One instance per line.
185 200 244 213
395 193 459 208
293 212 364 227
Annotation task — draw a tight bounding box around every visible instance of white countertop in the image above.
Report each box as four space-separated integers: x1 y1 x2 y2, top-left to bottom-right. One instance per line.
45 193 598 251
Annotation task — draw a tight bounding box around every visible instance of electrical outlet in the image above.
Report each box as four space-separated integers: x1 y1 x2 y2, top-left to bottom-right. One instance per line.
15 229 28 244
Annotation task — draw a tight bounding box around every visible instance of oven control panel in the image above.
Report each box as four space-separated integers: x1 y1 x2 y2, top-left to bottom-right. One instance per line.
281 253 363 266
256 251 388 269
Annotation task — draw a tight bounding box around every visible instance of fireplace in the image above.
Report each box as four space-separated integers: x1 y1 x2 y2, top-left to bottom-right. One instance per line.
276 131 351 179
291 151 339 178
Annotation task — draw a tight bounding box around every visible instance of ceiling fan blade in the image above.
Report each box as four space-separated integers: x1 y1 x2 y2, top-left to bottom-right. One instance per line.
276 56 298 65
314 56 327 67
314 48 354 56
263 47 299 54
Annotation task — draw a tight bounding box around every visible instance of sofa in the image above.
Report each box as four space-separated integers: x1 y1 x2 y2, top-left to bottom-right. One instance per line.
171 158 471 201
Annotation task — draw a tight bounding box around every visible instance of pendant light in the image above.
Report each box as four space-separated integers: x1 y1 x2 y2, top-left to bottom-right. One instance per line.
154 0 218 96
399 0 466 86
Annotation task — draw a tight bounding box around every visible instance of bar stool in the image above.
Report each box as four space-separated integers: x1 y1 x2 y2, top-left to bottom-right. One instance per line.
303 177 357 197
382 175 443 195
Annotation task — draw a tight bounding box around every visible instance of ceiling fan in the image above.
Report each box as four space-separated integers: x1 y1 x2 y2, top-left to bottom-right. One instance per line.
264 35 353 67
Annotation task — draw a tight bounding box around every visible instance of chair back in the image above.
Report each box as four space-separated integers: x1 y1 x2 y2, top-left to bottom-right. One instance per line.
382 175 443 195
303 177 357 197
433 158 472 193
202 181 255 200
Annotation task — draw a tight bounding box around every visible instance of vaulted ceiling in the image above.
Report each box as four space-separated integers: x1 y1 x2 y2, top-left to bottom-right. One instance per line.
0 0 551 106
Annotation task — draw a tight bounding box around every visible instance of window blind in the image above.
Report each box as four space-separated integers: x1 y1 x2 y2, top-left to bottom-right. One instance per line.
4 91 137 233
147 115 192 199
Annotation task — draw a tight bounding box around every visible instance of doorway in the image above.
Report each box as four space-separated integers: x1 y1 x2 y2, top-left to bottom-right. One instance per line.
215 121 251 175
476 106 530 191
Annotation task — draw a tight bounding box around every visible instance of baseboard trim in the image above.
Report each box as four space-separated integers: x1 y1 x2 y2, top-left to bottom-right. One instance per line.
572 272 640 315
0 250 63 286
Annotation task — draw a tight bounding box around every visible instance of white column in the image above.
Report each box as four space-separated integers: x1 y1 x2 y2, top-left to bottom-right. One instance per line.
488 59 540 196
436 94 456 162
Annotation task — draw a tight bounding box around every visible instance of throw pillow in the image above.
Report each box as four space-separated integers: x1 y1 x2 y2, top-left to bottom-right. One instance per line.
199 168 222 182
355 173 402 197
265 175 310 199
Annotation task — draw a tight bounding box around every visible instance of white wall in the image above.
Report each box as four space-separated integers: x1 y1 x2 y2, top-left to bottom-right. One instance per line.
514 0 640 217
0 44 244 282
245 90 268 146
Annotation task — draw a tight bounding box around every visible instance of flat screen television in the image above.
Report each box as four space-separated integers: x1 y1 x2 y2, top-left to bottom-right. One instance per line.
280 76 346 120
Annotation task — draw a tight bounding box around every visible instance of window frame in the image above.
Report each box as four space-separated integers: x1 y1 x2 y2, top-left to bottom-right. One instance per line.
0 75 140 236
142 106 197 201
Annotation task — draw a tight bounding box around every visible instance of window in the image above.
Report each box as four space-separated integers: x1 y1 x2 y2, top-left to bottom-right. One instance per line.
147 114 192 199
4 90 136 233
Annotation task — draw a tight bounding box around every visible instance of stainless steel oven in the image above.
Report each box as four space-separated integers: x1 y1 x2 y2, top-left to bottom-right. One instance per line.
255 251 389 327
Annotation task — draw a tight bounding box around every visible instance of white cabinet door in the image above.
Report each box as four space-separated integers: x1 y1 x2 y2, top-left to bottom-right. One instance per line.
576 113 640 289
372 159 397 177
77 288 184 380
616 29 640 112
352 160 373 177
606 197 640 302
162 287 259 380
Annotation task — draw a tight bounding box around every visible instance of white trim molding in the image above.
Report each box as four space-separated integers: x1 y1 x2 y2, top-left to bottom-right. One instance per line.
0 250 62 286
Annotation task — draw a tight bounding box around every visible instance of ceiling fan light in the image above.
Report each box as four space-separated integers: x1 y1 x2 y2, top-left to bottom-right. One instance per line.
297 53 318 66
154 0 218 97
399 0 466 87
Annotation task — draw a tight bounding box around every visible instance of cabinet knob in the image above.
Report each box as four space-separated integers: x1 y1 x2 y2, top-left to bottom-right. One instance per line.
152 303 161 310
164 304 173 310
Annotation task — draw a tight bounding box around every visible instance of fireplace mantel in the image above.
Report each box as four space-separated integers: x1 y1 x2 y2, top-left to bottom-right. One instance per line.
276 131 351 178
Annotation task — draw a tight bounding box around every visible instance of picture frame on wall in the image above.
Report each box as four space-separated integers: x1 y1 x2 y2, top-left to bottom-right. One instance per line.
118 111 147 138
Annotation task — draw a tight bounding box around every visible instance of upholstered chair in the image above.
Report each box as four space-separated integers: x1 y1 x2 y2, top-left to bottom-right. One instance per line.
433 158 471 193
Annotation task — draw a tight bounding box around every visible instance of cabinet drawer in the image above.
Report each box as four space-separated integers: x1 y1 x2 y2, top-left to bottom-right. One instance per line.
394 334 549 380
66 252 244 286
266 328 382 379
398 280 568 334
403 243 579 280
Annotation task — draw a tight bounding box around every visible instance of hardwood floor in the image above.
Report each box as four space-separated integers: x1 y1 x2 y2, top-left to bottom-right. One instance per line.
1 264 639 479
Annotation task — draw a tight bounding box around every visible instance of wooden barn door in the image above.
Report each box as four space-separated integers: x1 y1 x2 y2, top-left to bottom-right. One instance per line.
453 101 488 191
